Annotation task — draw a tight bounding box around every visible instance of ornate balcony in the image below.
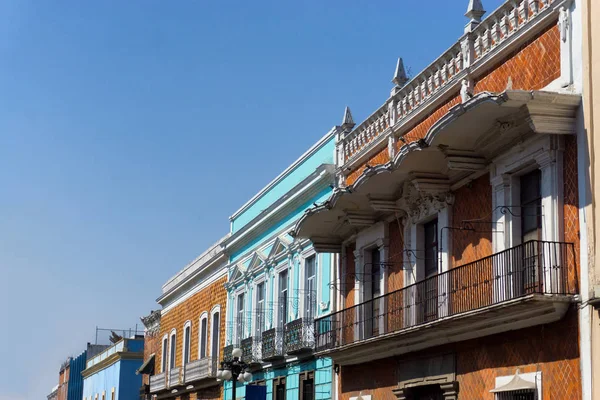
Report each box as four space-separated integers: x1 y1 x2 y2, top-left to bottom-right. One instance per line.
315 240 578 365
241 336 262 365
261 328 285 361
184 358 218 384
149 372 166 393
284 318 315 355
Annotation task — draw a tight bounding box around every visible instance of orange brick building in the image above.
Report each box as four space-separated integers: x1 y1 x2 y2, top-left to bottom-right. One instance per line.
149 236 229 400
292 0 587 399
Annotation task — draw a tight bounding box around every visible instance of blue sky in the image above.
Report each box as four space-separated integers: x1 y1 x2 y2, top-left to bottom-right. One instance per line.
0 0 504 398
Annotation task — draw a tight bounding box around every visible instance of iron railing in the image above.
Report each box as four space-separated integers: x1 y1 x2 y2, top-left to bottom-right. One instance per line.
315 240 577 352
284 317 315 354
149 372 166 393
241 336 262 364
184 357 218 383
261 327 285 361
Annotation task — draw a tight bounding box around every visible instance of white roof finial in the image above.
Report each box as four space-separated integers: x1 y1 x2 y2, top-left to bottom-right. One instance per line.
392 57 408 87
341 106 355 131
466 0 486 24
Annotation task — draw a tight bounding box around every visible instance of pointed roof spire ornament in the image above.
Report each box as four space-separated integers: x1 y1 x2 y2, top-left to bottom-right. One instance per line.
341 106 355 132
392 57 408 87
465 0 486 32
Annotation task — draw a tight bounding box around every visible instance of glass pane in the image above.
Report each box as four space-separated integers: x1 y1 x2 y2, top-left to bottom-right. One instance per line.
424 219 438 277
211 313 219 358
200 319 207 358
184 327 191 364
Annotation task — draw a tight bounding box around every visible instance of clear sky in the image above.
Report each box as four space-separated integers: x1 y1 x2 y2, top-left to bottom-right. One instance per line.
0 0 505 398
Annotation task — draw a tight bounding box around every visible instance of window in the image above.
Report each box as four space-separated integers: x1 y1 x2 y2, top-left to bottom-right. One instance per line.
370 248 381 336
520 169 542 243
169 331 176 369
161 336 168 373
102 392 105 400
274 376 286 400
423 219 439 322
211 310 220 358
406 384 444 400
300 371 315 400
111 388 115 400
279 270 289 326
256 282 265 336
237 293 245 342
199 315 208 359
183 322 191 365
304 256 316 321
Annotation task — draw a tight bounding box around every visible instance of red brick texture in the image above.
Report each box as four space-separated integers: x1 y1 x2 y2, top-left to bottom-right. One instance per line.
563 135 580 292
345 22 561 187
142 330 161 386
339 308 581 400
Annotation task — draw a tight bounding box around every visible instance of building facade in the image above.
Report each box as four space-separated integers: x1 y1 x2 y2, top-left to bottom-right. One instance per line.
292 0 587 399
82 337 144 400
150 237 229 400
223 129 338 400
138 310 161 400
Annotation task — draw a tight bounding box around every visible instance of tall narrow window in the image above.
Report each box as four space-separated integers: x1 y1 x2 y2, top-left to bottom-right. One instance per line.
304 256 316 321
279 270 288 326
161 336 168 373
169 332 176 369
275 377 286 400
200 316 208 359
520 170 542 243
237 294 245 342
211 311 220 358
370 248 381 336
183 323 191 365
256 282 265 336
300 371 315 400
423 219 439 322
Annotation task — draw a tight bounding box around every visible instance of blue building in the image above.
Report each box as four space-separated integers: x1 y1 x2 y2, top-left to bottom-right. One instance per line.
223 120 345 400
82 337 144 400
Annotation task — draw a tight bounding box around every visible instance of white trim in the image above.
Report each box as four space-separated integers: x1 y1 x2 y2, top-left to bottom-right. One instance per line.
160 267 227 313
168 329 177 370
299 250 317 321
252 277 267 337
230 127 336 221
182 321 192 366
161 335 169 373
196 311 207 359
209 305 221 359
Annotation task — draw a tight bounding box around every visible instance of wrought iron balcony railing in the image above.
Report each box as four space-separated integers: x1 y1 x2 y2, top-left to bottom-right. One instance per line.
284 317 315 354
261 327 285 361
315 240 577 352
149 372 166 393
241 336 262 365
184 358 218 383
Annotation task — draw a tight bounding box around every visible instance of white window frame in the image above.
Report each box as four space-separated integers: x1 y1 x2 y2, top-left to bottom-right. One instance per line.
182 321 192 366
161 334 169 373
198 312 209 359
209 305 221 359
253 277 267 337
234 289 246 343
299 250 318 321
168 329 177 370
275 265 290 327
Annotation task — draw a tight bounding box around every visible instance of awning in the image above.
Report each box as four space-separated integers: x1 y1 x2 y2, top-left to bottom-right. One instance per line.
136 353 155 375
490 370 537 393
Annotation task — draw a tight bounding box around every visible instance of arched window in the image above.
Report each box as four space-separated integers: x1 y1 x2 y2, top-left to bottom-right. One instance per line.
210 305 221 359
169 330 176 369
161 335 168 373
199 312 208 359
182 321 192 365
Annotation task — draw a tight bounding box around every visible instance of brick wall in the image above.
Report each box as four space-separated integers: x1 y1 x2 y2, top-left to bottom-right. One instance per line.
142 330 161 386
345 22 561 186
452 173 493 267
156 276 228 375
339 307 580 400
387 219 404 293
563 135 580 292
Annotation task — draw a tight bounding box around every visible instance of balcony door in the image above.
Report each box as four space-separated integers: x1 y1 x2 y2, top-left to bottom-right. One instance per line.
421 219 439 323
520 170 542 294
364 248 382 338
406 384 444 400
256 282 265 337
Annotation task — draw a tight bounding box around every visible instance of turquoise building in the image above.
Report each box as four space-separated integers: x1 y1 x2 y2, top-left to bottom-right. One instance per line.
223 123 343 400
82 337 144 400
